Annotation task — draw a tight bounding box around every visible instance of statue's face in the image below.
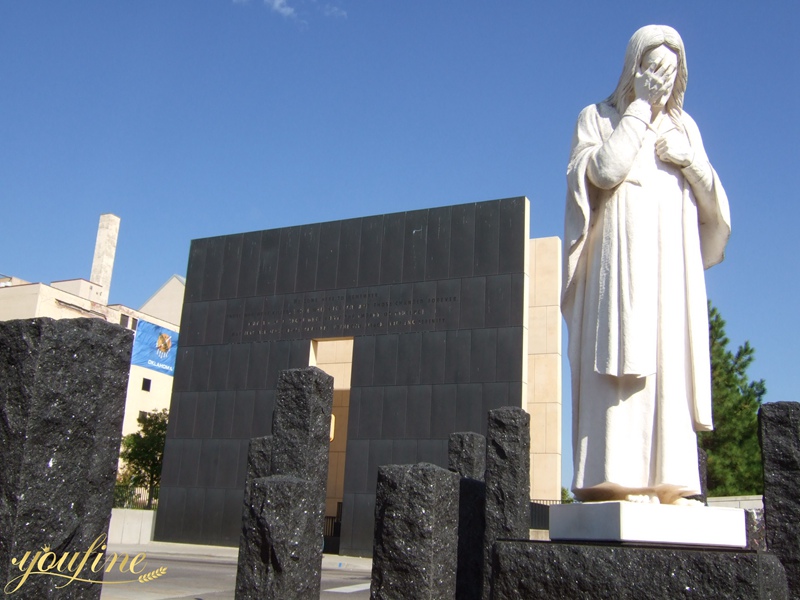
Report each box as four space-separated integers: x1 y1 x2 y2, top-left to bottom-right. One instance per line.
641 44 679 108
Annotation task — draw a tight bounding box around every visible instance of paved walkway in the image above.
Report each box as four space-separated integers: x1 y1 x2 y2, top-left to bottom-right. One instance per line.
98 542 372 600
104 541 371 569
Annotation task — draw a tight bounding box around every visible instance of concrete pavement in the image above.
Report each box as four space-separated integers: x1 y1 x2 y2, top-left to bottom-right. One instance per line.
103 540 372 570
98 541 372 600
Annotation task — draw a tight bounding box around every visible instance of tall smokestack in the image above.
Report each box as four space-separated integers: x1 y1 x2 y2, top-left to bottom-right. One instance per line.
89 214 120 305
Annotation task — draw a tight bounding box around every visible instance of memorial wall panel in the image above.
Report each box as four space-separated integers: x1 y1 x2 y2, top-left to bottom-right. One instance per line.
156 197 529 555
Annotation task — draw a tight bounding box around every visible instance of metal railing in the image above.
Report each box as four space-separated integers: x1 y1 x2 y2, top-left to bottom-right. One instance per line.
324 516 339 537
113 485 159 510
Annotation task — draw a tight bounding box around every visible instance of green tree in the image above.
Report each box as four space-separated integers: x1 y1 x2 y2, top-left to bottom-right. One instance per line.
119 409 168 509
561 487 575 504
698 304 766 497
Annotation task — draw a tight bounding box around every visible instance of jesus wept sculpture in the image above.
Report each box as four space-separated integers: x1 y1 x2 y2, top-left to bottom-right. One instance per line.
562 25 731 505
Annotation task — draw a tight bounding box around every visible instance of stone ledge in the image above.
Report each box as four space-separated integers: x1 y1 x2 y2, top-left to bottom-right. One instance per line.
491 540 788 600
550 501 746 547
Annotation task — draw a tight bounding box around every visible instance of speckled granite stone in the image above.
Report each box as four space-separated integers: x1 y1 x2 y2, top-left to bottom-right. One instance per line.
483 407 529 600
491 540 788 600
760 401 800 597
0 318 132 600
371 463 460 600
235 367 333 600
448 432 486 600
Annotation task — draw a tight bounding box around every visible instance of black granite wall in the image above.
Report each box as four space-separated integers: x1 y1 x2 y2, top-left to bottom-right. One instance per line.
155 197 529 555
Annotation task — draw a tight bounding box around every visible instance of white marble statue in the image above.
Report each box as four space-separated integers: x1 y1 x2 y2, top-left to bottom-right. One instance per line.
562 25 731 505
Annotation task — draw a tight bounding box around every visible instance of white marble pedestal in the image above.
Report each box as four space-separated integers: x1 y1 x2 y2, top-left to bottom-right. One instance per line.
549 501 747 547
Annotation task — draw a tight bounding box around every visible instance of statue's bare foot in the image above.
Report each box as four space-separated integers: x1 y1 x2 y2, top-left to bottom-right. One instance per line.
670 497 704 507
625 494 660 504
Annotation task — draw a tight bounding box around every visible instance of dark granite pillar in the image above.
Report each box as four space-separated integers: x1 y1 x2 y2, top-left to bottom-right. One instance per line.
449 432 486 480
745 508 766 551
449 432 486 600
0 318 132 600
234 367 333 600
236 477 318 599
235 435 272 597
371 463 460 599
483 407 530 600
271 367 333 512
760 401 800 597
241 435 273 506
687 446 708 504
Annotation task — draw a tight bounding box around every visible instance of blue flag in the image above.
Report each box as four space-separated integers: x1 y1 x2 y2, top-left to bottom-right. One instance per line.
131 320 179 376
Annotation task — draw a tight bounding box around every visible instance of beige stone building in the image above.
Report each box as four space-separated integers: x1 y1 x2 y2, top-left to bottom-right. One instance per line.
526 236 562 501
0 214 185 437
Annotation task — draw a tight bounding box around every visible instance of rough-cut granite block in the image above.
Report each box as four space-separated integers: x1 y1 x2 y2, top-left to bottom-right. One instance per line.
371 463 460 600
271 368 333 507
745 508 766 552
448 432 486 600
242 436 273 505
687 446 708 504
448 432 486 481
760 401 800 597
0 318 132 599
483 407 529 600
456 477 486 600
235 476 318 599
235 368 333 600
490 540 788 600
235 435 273 598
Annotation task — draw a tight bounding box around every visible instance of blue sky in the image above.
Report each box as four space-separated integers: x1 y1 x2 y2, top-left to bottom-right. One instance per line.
2 1 797 487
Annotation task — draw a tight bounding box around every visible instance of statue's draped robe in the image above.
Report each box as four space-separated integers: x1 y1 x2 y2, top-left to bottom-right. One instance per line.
563 101 730 499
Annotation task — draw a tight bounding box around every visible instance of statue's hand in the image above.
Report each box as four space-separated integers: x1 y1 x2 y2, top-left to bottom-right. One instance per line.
656 129 694 167
634 60 676 106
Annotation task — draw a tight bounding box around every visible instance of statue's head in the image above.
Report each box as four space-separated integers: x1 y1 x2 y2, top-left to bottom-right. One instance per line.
609 25 688 118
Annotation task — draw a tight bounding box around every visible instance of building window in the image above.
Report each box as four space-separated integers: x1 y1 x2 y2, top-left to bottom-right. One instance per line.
142 378 151 392
131 317 138 331
120 314 129 328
